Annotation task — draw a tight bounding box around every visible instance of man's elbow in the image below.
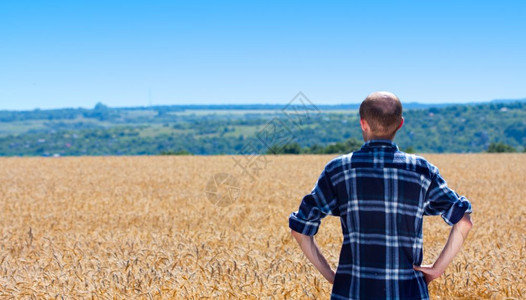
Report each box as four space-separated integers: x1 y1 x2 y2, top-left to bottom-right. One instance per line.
291 229 301 239
456 213 473 232
291 229 311 242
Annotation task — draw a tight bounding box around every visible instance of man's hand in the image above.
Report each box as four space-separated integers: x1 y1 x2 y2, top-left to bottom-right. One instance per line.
413 264 442 285
291 229 335 284
327 269 335 284
414 214 473 285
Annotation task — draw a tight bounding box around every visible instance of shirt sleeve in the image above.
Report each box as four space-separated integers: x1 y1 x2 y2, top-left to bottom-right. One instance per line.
289 162 340 236
424 167 472 226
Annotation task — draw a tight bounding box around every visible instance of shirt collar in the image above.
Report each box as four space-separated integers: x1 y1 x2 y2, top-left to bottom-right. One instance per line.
361 139 399 151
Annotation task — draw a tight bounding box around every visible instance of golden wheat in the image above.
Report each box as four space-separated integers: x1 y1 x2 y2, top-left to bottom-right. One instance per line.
0 154 524 299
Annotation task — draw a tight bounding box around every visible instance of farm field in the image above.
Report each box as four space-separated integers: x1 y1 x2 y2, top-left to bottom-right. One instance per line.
0 154 524 299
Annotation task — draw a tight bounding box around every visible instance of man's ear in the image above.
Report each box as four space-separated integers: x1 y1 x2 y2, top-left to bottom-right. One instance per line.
360 119 369 132
397 117 404 130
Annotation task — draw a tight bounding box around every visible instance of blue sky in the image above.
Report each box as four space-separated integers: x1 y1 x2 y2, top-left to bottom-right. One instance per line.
1 1 525 110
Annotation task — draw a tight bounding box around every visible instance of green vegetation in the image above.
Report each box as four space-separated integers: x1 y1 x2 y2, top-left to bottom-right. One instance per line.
265 138 362 154
487 142 517 153
307 138 362 154
0 100 525 156
160 150 192 155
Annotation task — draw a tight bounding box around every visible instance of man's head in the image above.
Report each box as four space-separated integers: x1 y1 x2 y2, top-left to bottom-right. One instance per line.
359 91 404 141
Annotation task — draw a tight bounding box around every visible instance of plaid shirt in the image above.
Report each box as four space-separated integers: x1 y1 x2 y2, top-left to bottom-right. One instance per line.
289 140 472 300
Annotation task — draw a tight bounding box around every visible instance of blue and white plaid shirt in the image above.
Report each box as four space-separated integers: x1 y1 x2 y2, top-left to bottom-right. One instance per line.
289 140 472 300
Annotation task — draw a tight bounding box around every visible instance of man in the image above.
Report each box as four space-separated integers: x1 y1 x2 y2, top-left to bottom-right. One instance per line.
289 91 473 299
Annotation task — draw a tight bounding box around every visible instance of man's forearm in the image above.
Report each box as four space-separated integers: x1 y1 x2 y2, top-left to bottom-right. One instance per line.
414 213 473 283
434 214 473 272
291 229 335 283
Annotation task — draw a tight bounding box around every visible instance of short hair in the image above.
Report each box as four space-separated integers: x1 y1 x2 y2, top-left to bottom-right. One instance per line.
359 91 403 137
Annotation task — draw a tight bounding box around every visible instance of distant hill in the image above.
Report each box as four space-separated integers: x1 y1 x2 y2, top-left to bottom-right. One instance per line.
0 99 525 156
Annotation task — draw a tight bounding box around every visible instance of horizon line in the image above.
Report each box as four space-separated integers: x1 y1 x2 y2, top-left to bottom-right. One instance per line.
1 97 525 112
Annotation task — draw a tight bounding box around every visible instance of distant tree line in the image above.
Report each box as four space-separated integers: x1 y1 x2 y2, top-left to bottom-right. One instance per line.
1 100 525 156
264 138 363 154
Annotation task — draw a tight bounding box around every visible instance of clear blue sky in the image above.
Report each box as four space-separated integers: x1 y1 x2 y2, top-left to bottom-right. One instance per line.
1 1 525 110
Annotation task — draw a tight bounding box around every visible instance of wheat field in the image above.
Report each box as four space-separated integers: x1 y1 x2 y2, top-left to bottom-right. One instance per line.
0 154 524 299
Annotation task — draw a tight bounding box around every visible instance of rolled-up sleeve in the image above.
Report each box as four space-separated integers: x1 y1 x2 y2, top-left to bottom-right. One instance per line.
424 169 472 226
289 163 340 236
